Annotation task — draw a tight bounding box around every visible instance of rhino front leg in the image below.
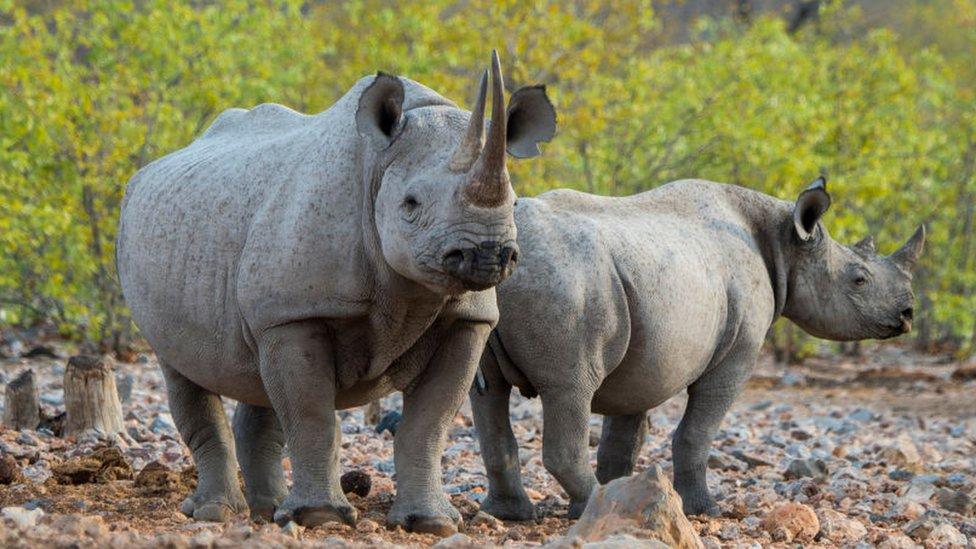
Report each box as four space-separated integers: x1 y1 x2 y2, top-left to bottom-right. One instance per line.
233 402 287 522
672 345 755 517
541 388 598 519
257 321 355 527
470 349 536 521
388 321 490 537
160 362 247 522
595 412 647 484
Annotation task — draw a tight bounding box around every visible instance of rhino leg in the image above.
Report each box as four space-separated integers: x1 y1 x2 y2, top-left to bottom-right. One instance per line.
595 412 647 484
541 388 598 519
672 344 755 517
257 321 356 528
160 362 247 522
470 349 536 521
232 402 287 522
387 321 489 537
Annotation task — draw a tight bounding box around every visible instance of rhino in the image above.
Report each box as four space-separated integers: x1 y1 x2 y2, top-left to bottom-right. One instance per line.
470 177 925 519
116 52 556 535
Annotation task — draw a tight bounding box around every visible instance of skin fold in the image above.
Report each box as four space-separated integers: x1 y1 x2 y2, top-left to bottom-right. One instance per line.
471 177 924 520
117 55 556 536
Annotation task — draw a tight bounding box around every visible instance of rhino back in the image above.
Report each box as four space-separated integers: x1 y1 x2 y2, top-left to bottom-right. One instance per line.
495 181 777 413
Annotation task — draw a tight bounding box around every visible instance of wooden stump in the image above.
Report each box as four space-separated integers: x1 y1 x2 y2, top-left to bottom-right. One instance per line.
64 355 125 437
3 369 40 430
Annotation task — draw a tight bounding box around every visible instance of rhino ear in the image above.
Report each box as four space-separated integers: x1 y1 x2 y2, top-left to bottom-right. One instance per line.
793 176 831 241
356 72 405 150
852 235 876 257
505 85 556 159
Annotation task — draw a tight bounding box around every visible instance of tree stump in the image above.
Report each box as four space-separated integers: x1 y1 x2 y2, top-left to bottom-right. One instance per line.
3 369 40 430
64 355 124 437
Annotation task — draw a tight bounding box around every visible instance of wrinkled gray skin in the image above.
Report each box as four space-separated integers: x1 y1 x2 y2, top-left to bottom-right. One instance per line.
117 55 556 536
472 177 925 520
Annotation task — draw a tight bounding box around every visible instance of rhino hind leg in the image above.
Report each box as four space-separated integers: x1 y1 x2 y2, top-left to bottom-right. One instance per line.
470 350 536 521
232 402 287 522
540 388 598 519
160 362 247 522
595 412 648 484
672 345 756 517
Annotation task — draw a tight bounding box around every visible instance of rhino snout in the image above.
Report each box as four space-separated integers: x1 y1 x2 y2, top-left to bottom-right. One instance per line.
898 306 914 333
442 240 518 291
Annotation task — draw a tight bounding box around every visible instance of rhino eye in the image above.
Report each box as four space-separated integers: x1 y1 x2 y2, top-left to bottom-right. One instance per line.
403 196 420 210
854 275 867 286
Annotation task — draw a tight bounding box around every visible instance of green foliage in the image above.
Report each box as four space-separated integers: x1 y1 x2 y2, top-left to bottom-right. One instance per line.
1 0 973 353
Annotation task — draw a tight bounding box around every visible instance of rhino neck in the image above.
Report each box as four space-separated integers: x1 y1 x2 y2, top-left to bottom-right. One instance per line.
732 189 794 321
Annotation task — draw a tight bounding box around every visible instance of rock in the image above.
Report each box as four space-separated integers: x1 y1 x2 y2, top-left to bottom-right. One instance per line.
780 371 806 387
926 522 968 546
1 506 44 528
22 345 59 359
433 533 479 548
52 446 133 484
785 458 828 481
731 450 774 468
934 487 974 516
469 510 503 530
708 449 747 472
375 410 401 436
904 515 947 541
0 454 22 484
280 520 302 539
564 465 703 548
878 533 920 549
817 508 867 543
580 534 670 548
340 469 371 497
880 434 922 471
149 413 176 434
762 503 819 542
356 519 380 533
888 500 925 521
134 461 182 495
48 514 107 538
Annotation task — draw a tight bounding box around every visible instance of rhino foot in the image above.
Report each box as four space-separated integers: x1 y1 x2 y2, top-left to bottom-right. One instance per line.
180 492 247 522
274 502 358 528
387 497 461 537
247 494 286 523
567 499 588 520
680 493 721 517
481 495 536 521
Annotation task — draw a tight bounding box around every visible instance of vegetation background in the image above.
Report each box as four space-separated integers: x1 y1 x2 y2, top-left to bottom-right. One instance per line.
1 0 973 360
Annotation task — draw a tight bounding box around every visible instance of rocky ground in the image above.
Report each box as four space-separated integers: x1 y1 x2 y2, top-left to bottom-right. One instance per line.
0 341 974 548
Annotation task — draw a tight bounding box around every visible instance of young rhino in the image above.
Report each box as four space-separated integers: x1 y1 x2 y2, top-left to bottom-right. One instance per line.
472 177 924 519
117 52 556 535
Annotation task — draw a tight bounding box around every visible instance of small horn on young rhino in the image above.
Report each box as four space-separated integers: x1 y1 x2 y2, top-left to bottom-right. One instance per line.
890 224 926 271
449 69 488 172
464 49 511 208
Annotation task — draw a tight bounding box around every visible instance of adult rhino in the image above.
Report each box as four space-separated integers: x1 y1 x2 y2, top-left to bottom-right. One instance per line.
471 177 924 519
117 52 556 535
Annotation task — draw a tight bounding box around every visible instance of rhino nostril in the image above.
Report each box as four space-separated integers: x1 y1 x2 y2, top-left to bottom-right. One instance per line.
442 249 465 272
901 307 914 320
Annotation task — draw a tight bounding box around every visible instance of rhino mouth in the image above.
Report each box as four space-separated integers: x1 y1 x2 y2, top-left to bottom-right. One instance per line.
441 242 518 291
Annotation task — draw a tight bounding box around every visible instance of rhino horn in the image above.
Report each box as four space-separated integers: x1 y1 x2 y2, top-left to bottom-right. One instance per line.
891 224 926 272
464 50 511 208
449 69 488 173
852 235 876 256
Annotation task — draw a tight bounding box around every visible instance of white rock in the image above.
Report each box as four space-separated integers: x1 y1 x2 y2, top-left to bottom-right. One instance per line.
2 506 45 528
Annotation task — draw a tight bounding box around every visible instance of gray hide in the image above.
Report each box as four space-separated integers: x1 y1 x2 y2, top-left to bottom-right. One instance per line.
471 177 924 520
117 52 556 535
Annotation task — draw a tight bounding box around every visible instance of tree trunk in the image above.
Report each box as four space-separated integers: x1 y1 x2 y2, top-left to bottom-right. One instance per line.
3 369 40 430
64 355 124 437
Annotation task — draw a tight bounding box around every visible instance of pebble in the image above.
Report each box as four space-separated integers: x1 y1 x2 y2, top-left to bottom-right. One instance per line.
469 510 503 530
1 506 45 528
762 502 820 542
817 508 868 543
785 458 828 480
149 413 176 434
0 454 21 484
934 487 974 516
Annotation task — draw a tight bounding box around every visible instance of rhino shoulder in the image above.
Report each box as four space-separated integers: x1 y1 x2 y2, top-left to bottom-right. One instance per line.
200 103 311 141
